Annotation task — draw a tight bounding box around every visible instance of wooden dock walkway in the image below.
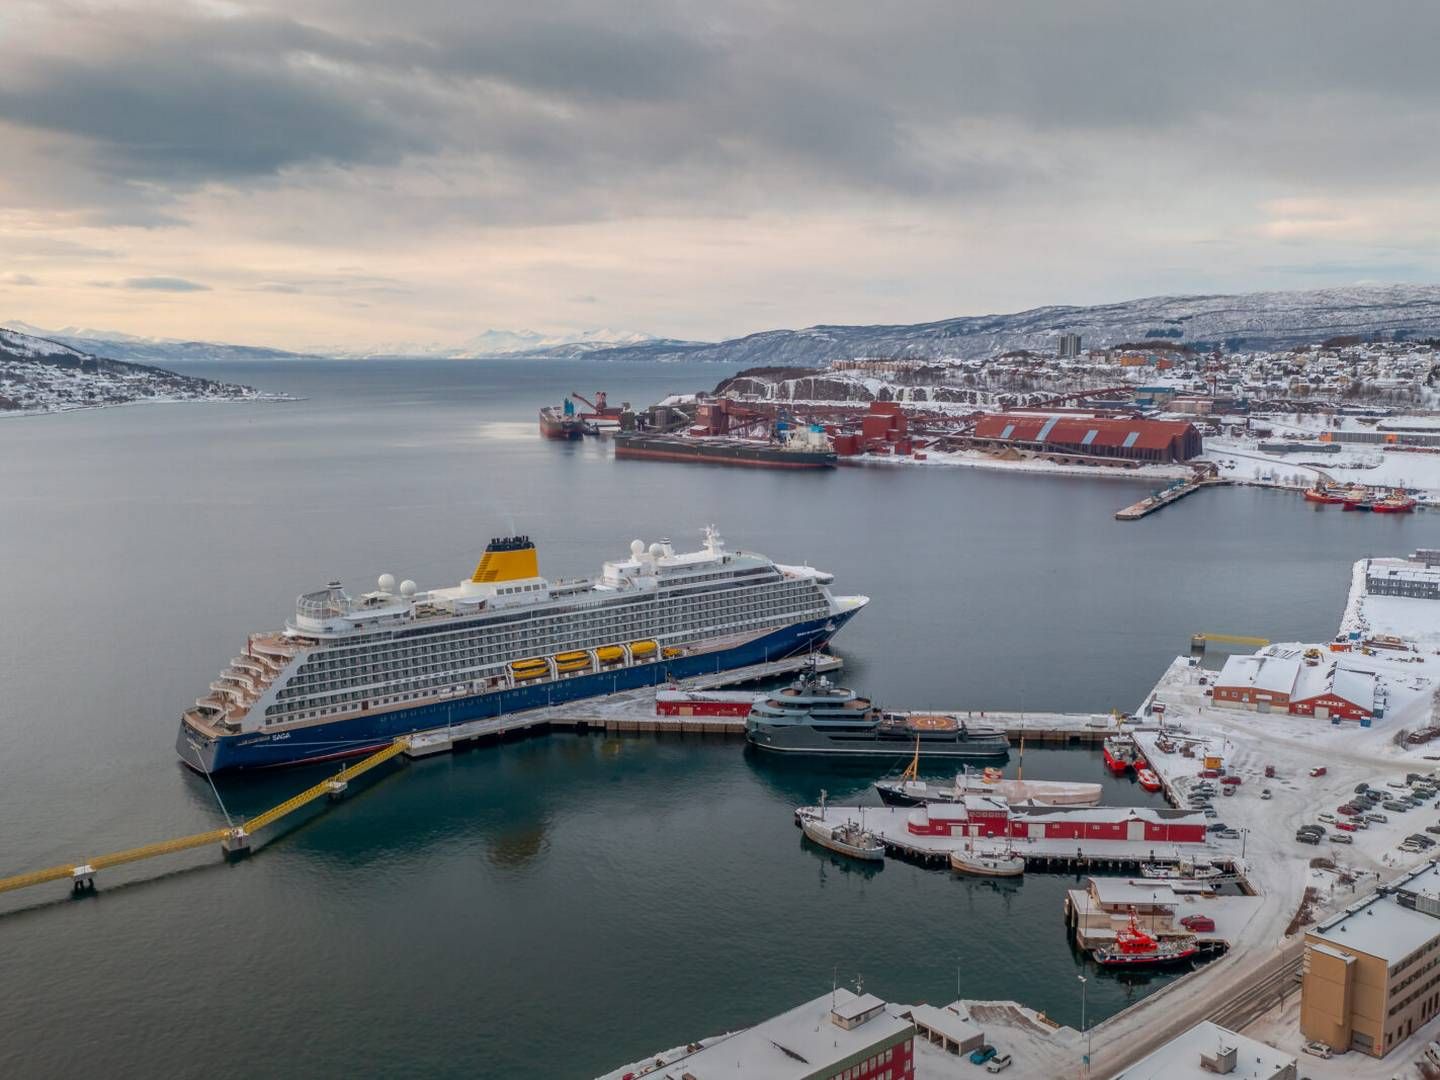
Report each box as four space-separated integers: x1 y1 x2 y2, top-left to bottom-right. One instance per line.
1116 477 1230 520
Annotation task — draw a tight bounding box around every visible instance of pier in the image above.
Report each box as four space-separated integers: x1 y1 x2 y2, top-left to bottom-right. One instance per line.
1115 475 1230 520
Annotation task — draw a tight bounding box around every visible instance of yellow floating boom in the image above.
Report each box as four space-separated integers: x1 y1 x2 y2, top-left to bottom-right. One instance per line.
0 738 409 898
1192 633 1271 648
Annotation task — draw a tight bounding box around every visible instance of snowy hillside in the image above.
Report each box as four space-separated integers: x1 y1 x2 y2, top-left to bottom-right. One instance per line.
0 327 281 415
5 321 313 363
583 285 1440 365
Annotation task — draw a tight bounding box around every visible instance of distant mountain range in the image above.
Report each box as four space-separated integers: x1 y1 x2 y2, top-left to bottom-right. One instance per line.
13 285 1440 368
573 285 1440 365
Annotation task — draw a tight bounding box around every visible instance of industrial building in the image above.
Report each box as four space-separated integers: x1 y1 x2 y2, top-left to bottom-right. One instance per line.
1366 562 1440 601
904 800 1208 844
1212 650 1377 721
1113 1020 1296 1079
1302 859 1440 1058
615 988 915 1080
970 412 1203 463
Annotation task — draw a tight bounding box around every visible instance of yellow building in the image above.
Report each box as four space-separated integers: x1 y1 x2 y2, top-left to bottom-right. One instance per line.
1302 861 1440 1057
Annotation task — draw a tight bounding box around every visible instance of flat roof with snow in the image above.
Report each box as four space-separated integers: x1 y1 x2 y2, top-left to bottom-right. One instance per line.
1112 1020 1295 1080
632 989 913 1079
1216 653 1299 696
1312 893 1440 964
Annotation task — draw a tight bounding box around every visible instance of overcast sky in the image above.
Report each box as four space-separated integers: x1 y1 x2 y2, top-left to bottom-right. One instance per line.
1 0 1437 350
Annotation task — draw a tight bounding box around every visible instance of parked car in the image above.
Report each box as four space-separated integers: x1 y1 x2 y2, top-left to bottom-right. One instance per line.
1335 821 1357 832
1309 766 1328 777
1203 808 1219 819
1345 818 1368 829
1298 823 1325 834
1337 803 1362 815
1180 914 1216 931
1384 800 1411 812
1220 776 1242 786
970 1045 997 1065
1296 832 1322 845
1319 813 1337 823
1199 769 1221 779
1222 786 1235 797
1366 812 1389 823
1388 779 1410 788
1409 835 1436 848
1207 822 1229 833
1332 833 1354 845
985 1054 1012 1074
1264 764 1276 778
1302 1041 1332 1059
1424 825 1440 835
1260 789 1273 800
1408 772 1426 783
1218 829 1241 840
1355 782 1370 793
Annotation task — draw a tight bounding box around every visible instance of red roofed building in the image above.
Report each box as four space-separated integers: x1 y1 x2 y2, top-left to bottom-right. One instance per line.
971 412 1203 463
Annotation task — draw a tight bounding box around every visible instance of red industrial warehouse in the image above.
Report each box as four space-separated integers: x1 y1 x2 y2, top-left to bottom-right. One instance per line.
971 412 1203 463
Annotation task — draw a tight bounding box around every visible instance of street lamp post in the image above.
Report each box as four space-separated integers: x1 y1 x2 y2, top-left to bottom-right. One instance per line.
1240 826 1250 861
1078 974 1089 1075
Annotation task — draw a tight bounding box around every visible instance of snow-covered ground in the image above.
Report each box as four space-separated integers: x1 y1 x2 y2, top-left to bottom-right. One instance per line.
843 444 1194 483
0 326 285 416
1202 435 1440 500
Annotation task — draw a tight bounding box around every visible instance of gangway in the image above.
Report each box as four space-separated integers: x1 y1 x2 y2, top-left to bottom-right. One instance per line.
0 738 410 900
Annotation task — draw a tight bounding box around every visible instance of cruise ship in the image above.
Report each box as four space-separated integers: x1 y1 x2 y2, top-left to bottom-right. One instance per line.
176 528 867 772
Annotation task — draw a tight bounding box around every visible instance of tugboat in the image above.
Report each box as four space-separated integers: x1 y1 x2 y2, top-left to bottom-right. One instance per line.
747 669 1010 759
1103 735 1139 775
1093 908 1199 968
798 794 885 863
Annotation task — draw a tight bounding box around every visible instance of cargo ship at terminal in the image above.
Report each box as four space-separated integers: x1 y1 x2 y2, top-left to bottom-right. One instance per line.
177 528 867 772
613 430 838 470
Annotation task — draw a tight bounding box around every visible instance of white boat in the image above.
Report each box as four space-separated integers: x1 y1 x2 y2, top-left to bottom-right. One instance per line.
801 816 885 862
877 750 1101 807
1139 858 1223 881
950 848 1025 877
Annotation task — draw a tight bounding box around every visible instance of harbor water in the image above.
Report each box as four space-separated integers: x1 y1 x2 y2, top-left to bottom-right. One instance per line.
0 359 1429 1078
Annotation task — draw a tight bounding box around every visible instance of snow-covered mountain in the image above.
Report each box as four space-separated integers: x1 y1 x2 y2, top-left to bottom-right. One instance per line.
5 321 313 363
327 327 662 359
581 285 1440 365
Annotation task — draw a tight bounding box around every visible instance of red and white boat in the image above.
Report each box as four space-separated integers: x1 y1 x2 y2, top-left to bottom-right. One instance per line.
1372 492 1417 514
1093 908 1199 968
1137 767 1163 793
1303 485 1346 505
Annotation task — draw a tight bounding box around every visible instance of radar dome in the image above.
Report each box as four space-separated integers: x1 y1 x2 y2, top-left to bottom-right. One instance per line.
399 579 418 598
648 543 664 557
630 539 645 557
377 573 397 594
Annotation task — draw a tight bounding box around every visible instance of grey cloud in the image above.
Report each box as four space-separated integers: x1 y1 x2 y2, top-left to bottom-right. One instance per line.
248 282 304 293
120 276 211 292
1 273 40 286
2 1 1440 228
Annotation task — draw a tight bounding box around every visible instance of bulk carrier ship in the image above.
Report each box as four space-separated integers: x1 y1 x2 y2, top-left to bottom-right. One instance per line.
177 528 867 772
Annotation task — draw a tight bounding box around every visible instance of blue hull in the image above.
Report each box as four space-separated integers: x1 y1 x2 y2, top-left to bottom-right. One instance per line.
177 611 855 773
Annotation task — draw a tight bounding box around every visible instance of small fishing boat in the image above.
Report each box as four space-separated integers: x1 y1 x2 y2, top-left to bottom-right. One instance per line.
1137 767 1162 793
799 792 884 863
1140 858 1223 881
950 848 1025 877
801 816 885 863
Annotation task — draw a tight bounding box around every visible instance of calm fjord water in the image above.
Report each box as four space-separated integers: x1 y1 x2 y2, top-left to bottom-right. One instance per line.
0 359 1429 1077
